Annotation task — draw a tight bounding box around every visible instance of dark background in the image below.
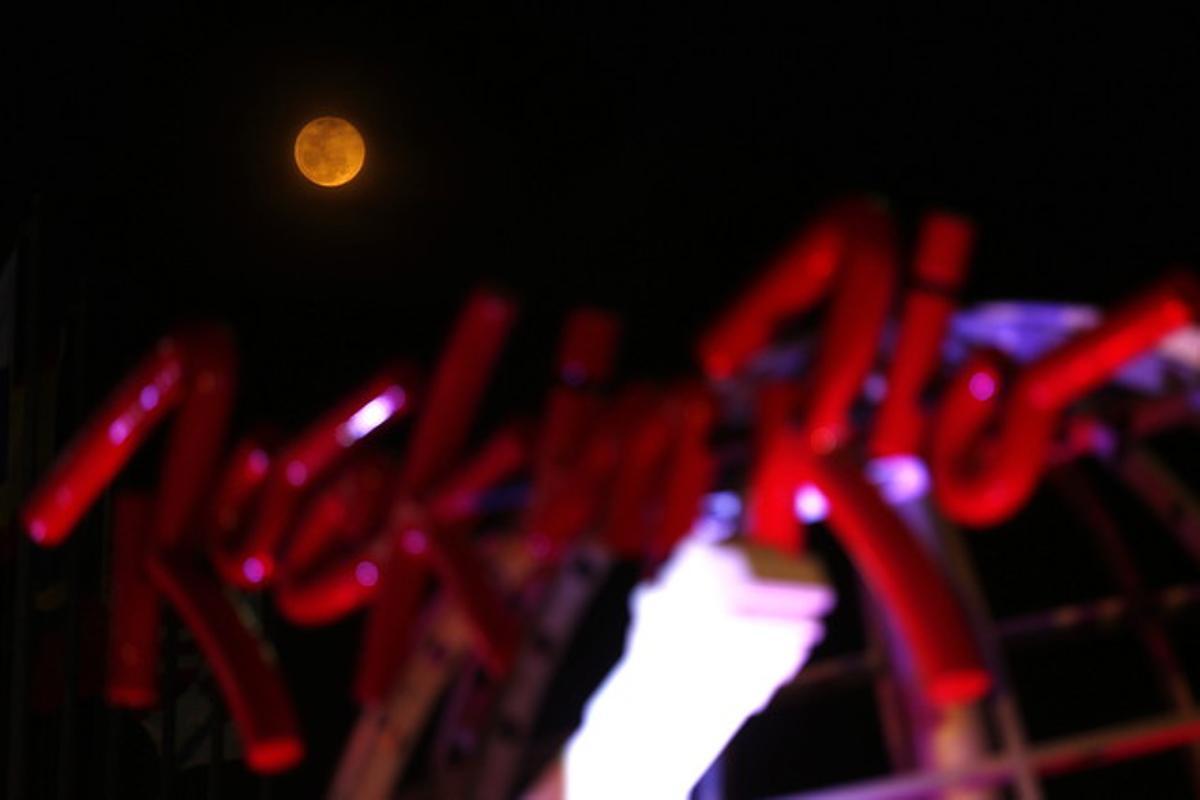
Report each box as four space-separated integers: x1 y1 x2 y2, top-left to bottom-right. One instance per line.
6 6 1200 410
5 4 1200 798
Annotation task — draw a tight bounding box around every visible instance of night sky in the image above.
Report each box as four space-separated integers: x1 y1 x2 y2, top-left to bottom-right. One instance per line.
6 5 1200 797
8 7 1200 405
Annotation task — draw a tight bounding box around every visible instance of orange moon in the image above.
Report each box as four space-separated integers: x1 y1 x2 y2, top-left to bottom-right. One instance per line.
294 117 365 187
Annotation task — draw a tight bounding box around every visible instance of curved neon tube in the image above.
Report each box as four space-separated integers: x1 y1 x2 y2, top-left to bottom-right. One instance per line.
800 443 989 706
276 453 393 580
870 211 974 458
354 291 519 700
20 327 310 772
227 366 415 587
399 290 517 494
21 336 187 545
361 308 622 688
274 539 390 626
798 201 898 448
696 210 846 379
205 434 274 551
931 271 1200 527
732 201 988 706
744 200 897 551
146 554 304 773
151 325 238 552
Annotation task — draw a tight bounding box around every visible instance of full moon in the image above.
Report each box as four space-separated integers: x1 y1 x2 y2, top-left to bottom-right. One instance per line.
294 117 365 187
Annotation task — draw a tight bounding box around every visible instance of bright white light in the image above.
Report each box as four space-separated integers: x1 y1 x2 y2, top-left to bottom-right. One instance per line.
866 455 931 506
794 484 829 522
563 534 832 799
335 386 406 447
1160 325 1200 370
789 458 932 527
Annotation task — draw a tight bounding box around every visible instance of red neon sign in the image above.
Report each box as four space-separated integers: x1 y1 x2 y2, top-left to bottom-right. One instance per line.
18 198 1200 777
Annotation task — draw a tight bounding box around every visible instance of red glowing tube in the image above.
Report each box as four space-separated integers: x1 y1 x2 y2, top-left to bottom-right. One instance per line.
797 201 897 451
748 382 805 555
426 531 520 676
747 434 805 552
531 388 605 508
696 213 846 379
105 491 161 708
283 366 415 476
274 539 389 626
647 386 716 565
870 212 974 457
526 389 606 547
145 554 304 773
274 477 365 583
556 307 622 386
723 204 987 705
744 203 898 552
1028 272 1199 408
399 290 517 494
932 272 1200 527
277 454 393 580
525 444 614 560
428 425 531 525
230 365 416 587
21 337 187 546
152 325 237 551
206 434 274 548
353 292 518 700
796 439 990 706
527 391 654 558
602 404 674 558
530 309 621 512
353 538 429 704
